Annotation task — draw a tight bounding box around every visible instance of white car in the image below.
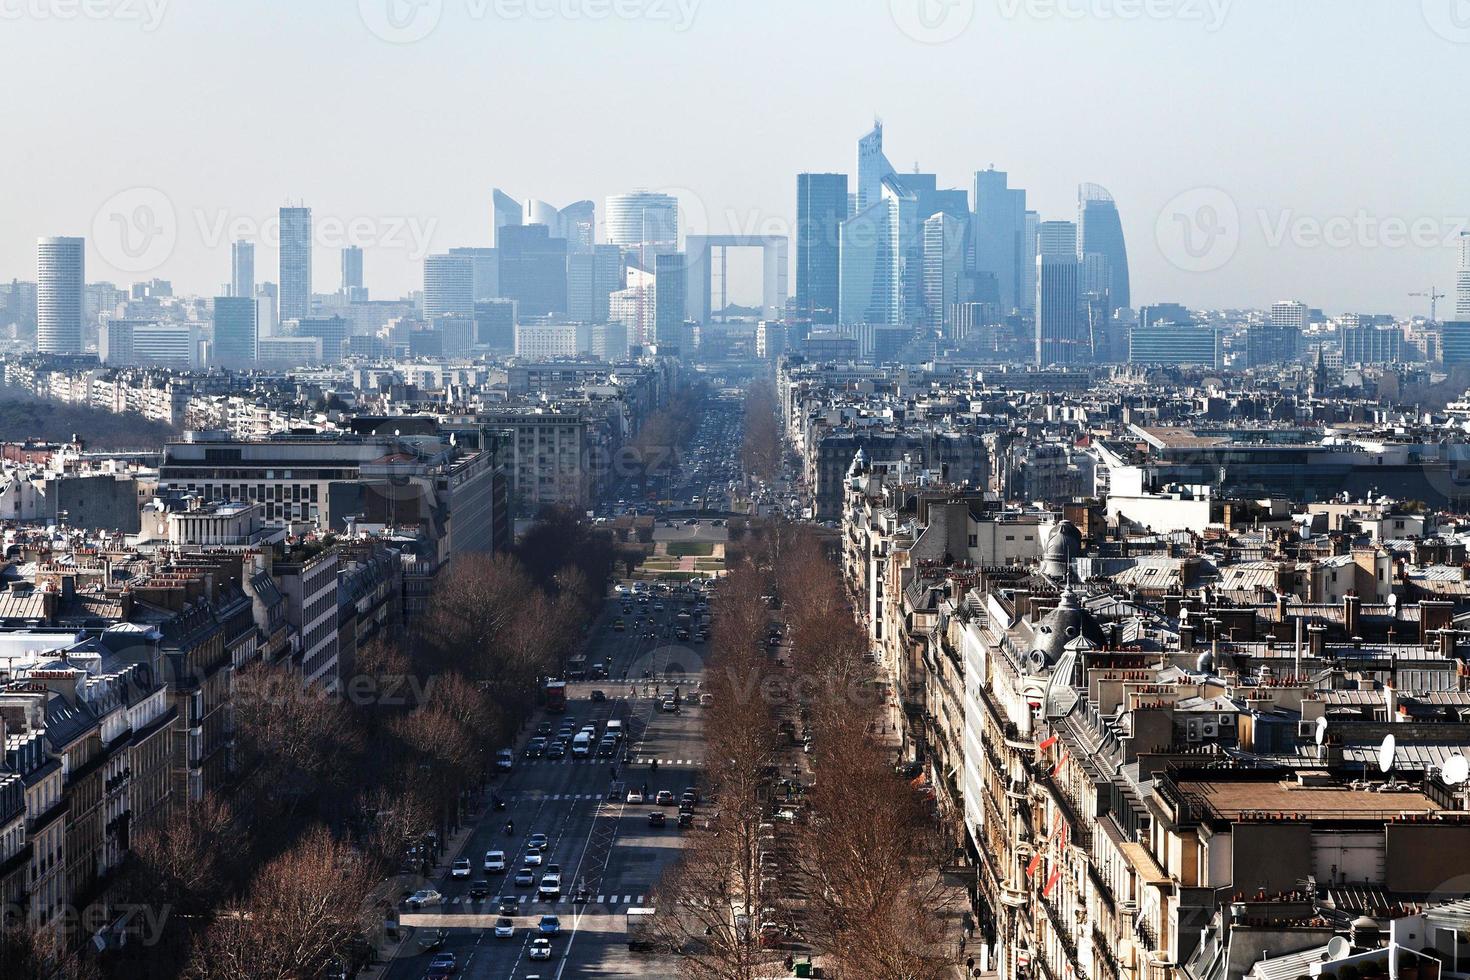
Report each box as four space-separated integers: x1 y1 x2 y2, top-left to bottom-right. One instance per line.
406 889 443 909
529 937 554 960
539 871 561 898
626 788 645 804
494 916 516 938
451 858 472 878
484 850 506 873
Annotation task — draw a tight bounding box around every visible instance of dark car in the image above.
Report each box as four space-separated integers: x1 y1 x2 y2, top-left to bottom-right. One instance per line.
524 737 546 758
498 898 518 916
677 811 694 829
590 690 607 702
546 740 566 760
648 811 667 828
468 880 489 901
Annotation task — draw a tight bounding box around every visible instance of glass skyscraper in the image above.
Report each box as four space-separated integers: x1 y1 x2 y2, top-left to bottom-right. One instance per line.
498 224 568 316
973 169 1028 314
212 295 257 367
423 253 475 318
278 206 312 321
604 192 679 261
36 236 85 354
231 240 255 300
1077 183 1131 311
797 173 847 325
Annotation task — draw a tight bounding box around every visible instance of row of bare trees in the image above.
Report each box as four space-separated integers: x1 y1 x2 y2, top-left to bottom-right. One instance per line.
67 510 611 980
648 522 958 979
779 526 959 980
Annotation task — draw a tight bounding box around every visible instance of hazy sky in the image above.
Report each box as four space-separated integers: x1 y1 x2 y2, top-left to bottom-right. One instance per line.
4 0 1467 315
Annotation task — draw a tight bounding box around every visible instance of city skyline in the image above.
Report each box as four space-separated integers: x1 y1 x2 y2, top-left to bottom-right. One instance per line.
2 2 1467 314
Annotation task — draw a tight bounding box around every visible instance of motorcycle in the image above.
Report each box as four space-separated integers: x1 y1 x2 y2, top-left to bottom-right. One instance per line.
505 820 515 836
492 794 506 811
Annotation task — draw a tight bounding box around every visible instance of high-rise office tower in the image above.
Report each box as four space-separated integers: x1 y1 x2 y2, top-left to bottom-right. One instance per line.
839 190 902 328
1446 234 1469 318
341 246 364 296
212 295 258 367
567 254 595 323
856 121 897 213
1270 300 1310 330
492 189 522 247
923 211 968 334
36 236 85 354
231 240 255 300
1038 220 1078 257
524 198 560 229
1021 210 1039 314
973 169 1028 314
423 254 475 318
1077 183 1131 311
559 201 595 254
653 252 687 347
498 224 568 316
797 173 848 326
1036 252 1083 366
279 206 312 320
474 299 517 352
604 192 679 260
448 247 500 302
592 245 624 324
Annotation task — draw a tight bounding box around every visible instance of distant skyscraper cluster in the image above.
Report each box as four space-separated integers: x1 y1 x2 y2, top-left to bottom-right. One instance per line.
795 122 1134 367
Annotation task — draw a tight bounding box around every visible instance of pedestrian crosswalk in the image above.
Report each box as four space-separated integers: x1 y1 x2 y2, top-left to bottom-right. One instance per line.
522 757 700 767
445 893 647 907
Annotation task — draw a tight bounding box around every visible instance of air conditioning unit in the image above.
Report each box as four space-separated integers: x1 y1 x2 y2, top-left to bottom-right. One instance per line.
1201 722 1219 738
1219 714 1235 726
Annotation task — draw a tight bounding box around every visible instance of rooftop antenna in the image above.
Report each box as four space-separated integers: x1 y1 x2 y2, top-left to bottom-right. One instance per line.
1443 753 1469 787
1325 937 1351 961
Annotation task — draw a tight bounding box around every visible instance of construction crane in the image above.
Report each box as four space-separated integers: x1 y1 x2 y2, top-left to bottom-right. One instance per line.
1410 286 1447 322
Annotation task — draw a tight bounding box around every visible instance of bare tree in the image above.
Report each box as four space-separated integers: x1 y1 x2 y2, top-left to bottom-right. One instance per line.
184 826 377 980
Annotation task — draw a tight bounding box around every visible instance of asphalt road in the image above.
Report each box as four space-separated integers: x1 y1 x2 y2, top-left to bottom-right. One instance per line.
386 586 708 980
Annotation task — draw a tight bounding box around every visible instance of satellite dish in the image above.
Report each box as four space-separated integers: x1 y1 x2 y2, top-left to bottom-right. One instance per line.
1314 716 1328 746
1377 734 1396 774
1443 754 1469 787
1325 936 1351 961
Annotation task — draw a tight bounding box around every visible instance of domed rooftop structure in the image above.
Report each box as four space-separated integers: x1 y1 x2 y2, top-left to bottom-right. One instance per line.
1041 520 1083 582
1026 589 1106 674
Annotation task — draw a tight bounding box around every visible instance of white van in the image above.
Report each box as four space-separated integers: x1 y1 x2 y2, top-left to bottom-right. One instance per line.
604 720 623 741
572 731 593 757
